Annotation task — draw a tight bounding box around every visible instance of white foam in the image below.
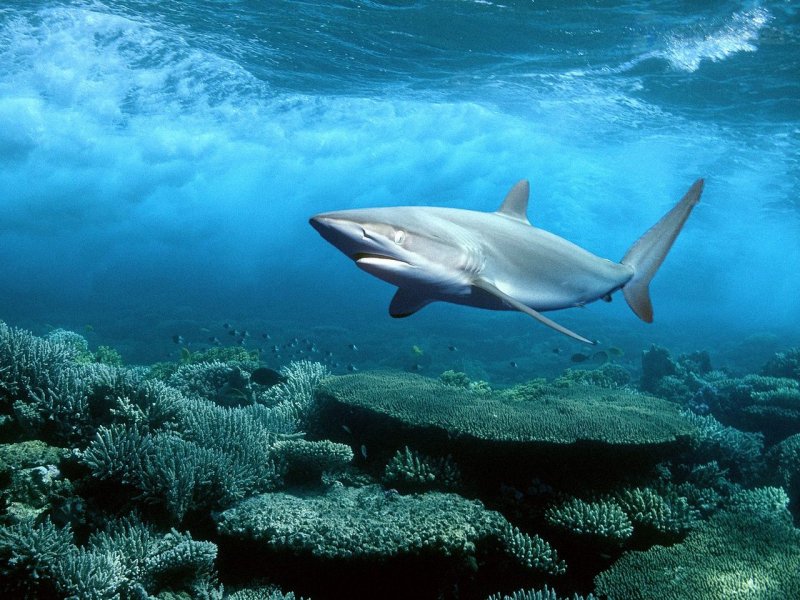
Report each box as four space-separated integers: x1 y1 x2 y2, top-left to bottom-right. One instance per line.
660 7 771 72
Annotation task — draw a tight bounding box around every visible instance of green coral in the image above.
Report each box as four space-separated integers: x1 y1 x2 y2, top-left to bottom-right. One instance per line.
544 497 633 544
439 370 492 394
316 372 693 446
217 484 563 575
554 363 631 388
0 440 66 476
595 487 800 599
383 446 461 492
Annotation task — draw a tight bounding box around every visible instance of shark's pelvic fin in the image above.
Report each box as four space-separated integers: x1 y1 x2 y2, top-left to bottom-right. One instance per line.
389 288 432 318
495 180 531 225
473 278 596 345
621 179 704 323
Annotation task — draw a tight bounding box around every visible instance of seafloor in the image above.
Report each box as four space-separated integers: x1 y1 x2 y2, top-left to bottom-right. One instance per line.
1 319 799 600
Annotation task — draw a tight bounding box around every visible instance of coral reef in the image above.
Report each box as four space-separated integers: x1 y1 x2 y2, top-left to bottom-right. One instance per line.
3 321 800 599
595 488 800 599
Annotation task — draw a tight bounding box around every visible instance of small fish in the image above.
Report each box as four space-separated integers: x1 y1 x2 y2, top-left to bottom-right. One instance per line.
448 345 458 351
593 350 609 363
228 329 237 337
84 324 94 332
608 346 624 357
346 363 358 372
509 360 518 368
172 335 185 345
180 347 191 361
223 322 231 329
411 345 424 356
208 336 220 345
408 363 423 372
262 333 271 340
348 343 358 351
571 352 590 363
341 424 352 435
241 330 250 338
360 444 368 459
251 367 287 387
200 327 211 333
551 347 562 355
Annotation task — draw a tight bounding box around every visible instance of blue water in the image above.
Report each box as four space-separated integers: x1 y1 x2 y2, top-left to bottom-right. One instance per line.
0 0 798 373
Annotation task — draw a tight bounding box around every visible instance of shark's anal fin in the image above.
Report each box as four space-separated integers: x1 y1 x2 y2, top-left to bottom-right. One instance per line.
473 279 596 345
389 288 432 318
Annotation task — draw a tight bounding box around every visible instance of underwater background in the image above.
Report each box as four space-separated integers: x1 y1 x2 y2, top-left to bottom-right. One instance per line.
1 1 800 599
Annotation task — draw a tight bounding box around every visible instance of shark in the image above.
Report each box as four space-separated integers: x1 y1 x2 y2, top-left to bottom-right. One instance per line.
309 178 704 344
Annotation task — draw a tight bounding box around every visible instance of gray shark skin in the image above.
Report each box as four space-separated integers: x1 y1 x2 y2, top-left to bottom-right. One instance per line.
310 179 704 344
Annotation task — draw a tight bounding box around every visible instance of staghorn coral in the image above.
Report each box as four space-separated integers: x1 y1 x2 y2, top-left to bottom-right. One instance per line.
258 360 330 425
544 497 633 544
216 484 564 575
594 487 800 599
382 446 461 492
0 518 73 596
82 400 285 524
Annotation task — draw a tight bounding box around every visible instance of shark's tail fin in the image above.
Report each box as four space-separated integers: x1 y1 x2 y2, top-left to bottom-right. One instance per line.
621 179 704 322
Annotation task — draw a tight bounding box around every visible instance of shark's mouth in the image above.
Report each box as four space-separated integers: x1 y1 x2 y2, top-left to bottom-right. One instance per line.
352 252 393 262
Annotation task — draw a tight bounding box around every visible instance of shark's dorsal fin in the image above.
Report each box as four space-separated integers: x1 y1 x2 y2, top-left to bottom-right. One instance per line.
495 180 531 225
389 288 432 318
473 278 596 345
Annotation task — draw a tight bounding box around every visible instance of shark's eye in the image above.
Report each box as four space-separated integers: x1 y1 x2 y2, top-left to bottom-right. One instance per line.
394 230 406 245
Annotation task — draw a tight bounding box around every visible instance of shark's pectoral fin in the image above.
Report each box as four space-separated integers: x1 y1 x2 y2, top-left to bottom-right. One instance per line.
473 279 596 345
389 288 432 318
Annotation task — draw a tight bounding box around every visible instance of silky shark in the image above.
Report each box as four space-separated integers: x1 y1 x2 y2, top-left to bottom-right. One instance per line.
310 179 704 344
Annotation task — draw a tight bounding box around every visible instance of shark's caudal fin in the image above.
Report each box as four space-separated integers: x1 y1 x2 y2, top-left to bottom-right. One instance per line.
621 179 704 322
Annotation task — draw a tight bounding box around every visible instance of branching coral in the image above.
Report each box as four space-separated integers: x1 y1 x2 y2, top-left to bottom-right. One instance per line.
382 446 461 492
486 586 597 600
500 524 566 575
544 498 633 544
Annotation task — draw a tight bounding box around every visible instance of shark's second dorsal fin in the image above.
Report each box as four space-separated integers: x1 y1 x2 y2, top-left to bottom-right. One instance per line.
495 180 531 225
